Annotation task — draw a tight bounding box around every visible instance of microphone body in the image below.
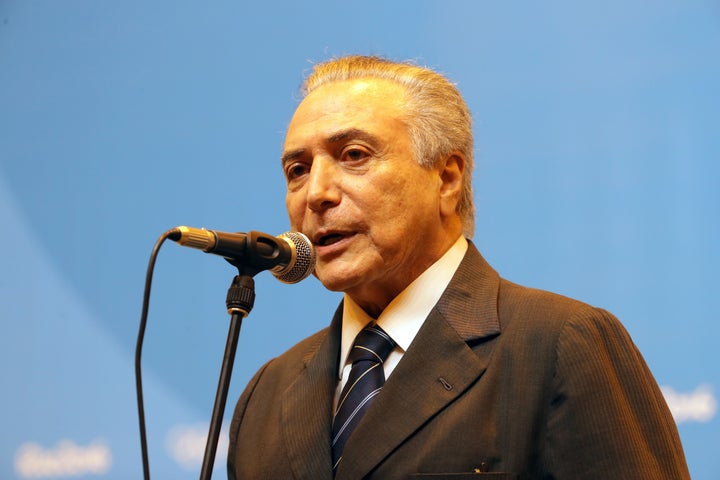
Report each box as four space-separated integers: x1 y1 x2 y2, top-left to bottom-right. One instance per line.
168 226 315 283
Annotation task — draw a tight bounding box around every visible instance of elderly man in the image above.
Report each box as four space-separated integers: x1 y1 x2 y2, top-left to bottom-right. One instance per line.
227 56 689 479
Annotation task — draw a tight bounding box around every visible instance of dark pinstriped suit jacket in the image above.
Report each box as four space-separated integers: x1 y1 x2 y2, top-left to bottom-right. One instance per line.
227 242 689 479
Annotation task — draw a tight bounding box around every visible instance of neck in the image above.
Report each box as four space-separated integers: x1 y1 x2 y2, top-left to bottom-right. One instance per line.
348 232 464 318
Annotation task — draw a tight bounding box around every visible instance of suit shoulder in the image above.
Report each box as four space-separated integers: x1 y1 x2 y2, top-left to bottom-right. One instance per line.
231 325 332 422
497 278 621 336
264 325 331 372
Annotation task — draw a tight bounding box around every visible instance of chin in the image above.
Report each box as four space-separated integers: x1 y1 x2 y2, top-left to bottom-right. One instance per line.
315 266 366 294
317 276 354 293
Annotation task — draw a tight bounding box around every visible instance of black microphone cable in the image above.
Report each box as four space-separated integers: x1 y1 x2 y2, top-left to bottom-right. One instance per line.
135 229 175 480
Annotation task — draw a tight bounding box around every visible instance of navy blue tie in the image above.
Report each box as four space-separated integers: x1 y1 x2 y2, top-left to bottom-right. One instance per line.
331 325 396 472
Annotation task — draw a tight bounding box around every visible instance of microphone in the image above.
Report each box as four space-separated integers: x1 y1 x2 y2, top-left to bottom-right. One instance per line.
168 226 316 284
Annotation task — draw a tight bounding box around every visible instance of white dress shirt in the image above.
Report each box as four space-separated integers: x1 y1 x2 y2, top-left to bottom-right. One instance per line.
334 236 468 407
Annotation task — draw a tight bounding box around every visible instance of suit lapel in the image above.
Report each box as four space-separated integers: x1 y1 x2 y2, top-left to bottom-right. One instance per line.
337 243 502 479
281 305 343 480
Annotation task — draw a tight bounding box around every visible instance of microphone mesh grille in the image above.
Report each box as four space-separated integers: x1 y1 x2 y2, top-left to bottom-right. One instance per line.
275 232 316 284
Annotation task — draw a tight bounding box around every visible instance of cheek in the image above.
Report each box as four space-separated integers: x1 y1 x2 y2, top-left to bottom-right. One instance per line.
285 193 304 228
358 192 411 241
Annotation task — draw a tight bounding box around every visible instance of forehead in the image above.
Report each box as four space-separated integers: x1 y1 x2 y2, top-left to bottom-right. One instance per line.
285 78 409 143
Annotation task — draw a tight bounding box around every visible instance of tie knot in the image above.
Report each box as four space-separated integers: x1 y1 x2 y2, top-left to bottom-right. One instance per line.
348 325 396 365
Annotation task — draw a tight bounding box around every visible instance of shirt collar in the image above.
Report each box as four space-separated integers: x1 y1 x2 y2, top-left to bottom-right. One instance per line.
339 236 468 377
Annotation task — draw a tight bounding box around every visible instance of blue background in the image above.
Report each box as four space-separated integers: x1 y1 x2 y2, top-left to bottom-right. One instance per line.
1 1 718 478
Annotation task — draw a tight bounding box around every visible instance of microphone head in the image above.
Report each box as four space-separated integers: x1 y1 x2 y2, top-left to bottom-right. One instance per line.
274 232 316 284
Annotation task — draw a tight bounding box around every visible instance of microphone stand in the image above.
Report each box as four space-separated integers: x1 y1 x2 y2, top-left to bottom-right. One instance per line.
199 273 256 480
136 229 312 479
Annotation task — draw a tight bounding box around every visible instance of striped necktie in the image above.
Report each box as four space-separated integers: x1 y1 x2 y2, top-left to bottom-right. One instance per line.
331 324 396 473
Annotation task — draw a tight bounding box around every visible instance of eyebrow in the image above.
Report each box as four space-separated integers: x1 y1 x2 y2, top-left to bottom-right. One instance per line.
327 128 381 146
281 128 381 166
281 148 305 167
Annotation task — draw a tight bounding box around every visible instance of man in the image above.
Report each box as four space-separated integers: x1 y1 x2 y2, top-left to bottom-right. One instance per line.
227 56 689 479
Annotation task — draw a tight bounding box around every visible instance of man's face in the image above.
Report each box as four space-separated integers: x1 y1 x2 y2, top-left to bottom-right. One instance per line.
282 78 460 316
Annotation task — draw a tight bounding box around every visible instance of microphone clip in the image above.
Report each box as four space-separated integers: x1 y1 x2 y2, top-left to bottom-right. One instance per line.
220 231 291 278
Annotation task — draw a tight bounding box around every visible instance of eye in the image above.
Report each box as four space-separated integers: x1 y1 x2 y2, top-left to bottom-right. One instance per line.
341 146 370 163
285 162 310 181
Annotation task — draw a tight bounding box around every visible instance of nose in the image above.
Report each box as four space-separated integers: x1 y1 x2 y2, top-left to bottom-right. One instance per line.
306 156 341 212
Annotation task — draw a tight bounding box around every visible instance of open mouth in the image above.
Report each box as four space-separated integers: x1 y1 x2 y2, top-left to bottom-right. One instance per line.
317 233 346 247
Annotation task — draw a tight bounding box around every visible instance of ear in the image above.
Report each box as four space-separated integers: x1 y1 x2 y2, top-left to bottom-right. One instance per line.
438 152 465 218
